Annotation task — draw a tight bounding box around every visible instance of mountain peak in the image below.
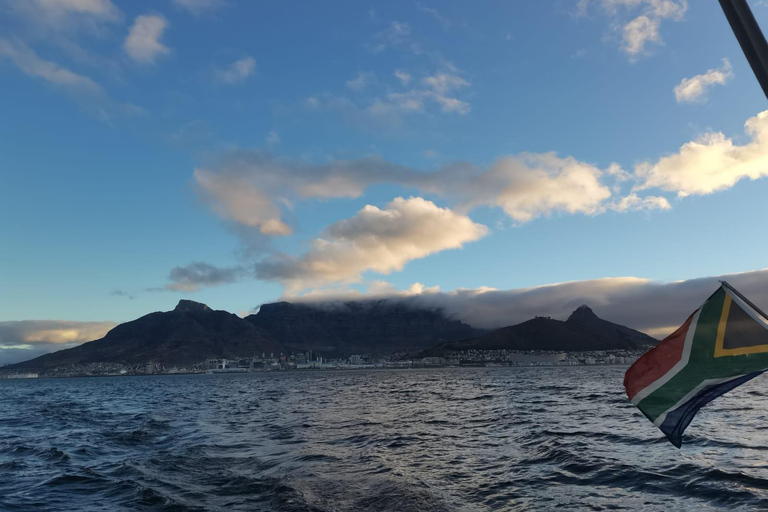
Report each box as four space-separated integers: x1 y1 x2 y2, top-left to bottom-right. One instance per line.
175 300 212 313
567 304 598 322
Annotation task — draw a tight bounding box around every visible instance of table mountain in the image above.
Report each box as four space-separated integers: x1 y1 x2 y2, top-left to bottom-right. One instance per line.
246 300 483 355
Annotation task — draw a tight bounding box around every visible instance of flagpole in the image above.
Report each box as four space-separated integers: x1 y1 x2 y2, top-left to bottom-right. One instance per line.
719 0 768 99
719 280 768 320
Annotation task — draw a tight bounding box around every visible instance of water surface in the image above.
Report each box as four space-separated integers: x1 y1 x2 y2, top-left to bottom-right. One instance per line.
2 367 768 511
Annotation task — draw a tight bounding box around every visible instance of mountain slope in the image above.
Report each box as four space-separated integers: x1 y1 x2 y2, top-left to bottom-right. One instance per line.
422 305 657 355
247 300 483 355
12 300 283 369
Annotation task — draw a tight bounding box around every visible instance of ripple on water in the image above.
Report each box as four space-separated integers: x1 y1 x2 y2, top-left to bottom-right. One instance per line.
3 367 768 511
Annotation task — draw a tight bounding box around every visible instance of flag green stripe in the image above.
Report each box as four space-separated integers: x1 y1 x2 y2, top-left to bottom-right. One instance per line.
636 289 768 422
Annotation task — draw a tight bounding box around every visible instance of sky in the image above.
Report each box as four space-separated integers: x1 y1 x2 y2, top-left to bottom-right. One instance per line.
3 0 768 364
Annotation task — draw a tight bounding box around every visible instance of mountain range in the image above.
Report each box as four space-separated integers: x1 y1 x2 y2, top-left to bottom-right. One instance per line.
421 305 657 356
10 301 657 369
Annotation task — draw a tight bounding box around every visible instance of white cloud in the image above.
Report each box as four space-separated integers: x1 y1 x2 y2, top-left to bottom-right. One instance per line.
583 0 687 58
172 0 224 15
194 168 294 236
370 21 411 53
292 268 768 339
622 15 660 55
11 0 121 28
124 15 170 65
0 37 146 118
429 92 471 114
461 153 613 223
255 197 488 293
305 83 471 128
0 37 102 95
635 110 768 197
394 69 411 85
30 0 119 17
216 56 256 84
423 72 469 95
192 149 672 245
417 3 451 30
674 58 733 103
346 71 374 91
365 87 470 120
610 193 671 212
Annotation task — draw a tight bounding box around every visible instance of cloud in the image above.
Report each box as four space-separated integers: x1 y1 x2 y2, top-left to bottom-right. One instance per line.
394 69 411 85
292 268 768 339
416 3 452 30
0 320 116 366
216 56 256 84
346 71 375 91
366 88 470 119
166 262 247 292
0 37 146 119
193 148 671 245
265 130 280 146
610 193 671 212
622 15 661 55
109 289 135 299
369 21 411 53
183 143 686 293
635 110 768 197
255 197 488 293
305 71 471 127
193 153 425 246
582 0 687 58
195 166 294 236
124 15 170 64
172 0 224 15
0 0 123 94
8 0 121 30
458 153 613 223
674 58 733 103
423 72 469 95
0 37 103 95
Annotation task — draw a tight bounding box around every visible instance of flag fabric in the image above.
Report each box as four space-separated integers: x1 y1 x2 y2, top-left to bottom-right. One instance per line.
624 283 768 447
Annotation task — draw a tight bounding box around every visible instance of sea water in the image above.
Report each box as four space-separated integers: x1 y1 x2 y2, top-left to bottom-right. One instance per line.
2 366 768 511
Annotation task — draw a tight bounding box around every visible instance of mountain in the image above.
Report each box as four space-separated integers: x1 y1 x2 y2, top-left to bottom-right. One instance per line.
246 300 483 355
10 301 654 370
421 305 657 355
11 300 283 369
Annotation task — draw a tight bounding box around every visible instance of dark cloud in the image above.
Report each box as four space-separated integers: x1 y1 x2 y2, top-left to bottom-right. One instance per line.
166 262 248 292
109 290 135 299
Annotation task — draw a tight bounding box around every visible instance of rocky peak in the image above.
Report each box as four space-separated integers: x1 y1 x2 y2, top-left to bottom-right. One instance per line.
567 304 598 323
175 300 212 313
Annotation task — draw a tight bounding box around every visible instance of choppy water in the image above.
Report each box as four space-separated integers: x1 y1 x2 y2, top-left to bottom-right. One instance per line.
2 367 768 511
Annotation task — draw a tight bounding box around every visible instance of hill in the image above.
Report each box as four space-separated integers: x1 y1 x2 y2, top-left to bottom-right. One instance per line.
421 305 657 355
11 300 283 369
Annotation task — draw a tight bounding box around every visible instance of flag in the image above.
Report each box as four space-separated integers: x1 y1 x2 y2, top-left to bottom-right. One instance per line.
624 282 768 447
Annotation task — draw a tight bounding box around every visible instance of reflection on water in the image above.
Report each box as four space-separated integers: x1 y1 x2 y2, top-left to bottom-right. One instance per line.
2 367 768 511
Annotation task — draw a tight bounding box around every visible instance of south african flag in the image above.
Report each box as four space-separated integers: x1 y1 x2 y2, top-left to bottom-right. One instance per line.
624 282 768 447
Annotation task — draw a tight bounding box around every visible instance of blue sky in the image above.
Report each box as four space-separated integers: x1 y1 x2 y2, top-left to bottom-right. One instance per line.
2 0 768 361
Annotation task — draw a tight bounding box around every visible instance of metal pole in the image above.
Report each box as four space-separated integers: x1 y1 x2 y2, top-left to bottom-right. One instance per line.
720 280 768 320
719 0 768 100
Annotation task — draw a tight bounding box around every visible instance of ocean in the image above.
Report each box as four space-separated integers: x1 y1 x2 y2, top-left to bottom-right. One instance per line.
2 367 768 511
